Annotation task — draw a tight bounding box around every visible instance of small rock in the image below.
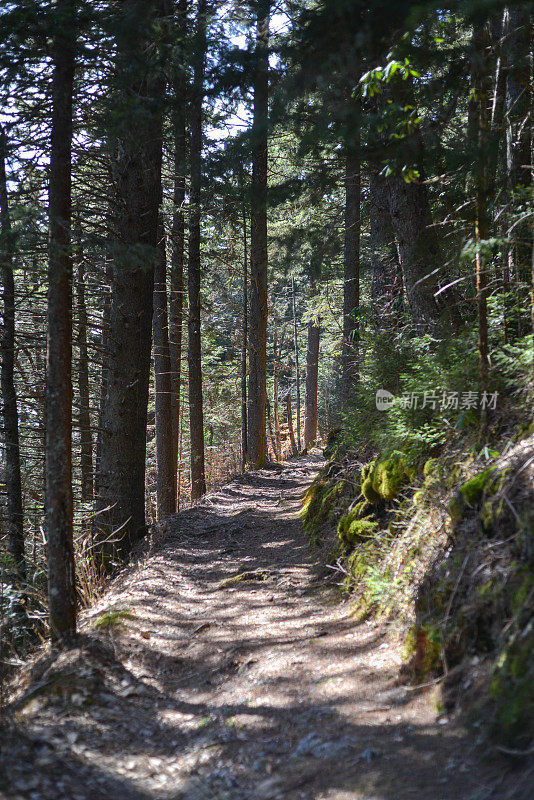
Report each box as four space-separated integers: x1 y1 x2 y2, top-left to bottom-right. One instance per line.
292 733 354 759
359 748 382 763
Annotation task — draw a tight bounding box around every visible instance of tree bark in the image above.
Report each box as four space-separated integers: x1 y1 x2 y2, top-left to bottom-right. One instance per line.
504 7 532 195
472 23 491 402
247 0 269 468
187 0 207 500
266 397 276 459
169 0 187 506
286 390 297 457
0 125 25 580
341 144 360 396
75 232 93 502
503 5 532 320
94 0 165 563
369 169 399 320
273 314 281 460
94 255 111 503
241 197 248 471
291 277 301 451
386 162 442 331
303 320 320 449
153 218 176 519
46 0 76 639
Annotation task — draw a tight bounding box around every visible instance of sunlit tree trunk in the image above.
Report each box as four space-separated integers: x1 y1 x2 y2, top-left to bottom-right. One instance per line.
153 218 176 519
74 230 93 501
94 0 165 561
0 125 25 580
247 0 270 468
169 0 188 506
286 389 297 457
273 315 281 459
187 0 207 500
241 197 248 470
291 277 301 450
46 0 76 639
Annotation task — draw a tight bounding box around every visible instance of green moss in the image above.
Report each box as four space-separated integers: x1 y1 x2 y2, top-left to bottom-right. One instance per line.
301 474 355 541
423 458 439 478
337 506 359 539
413 490 425 506
217 570 268 589
301 478 328 531
372 451 413 502
362 475 381 504
459 467 496 505
93 607 136 630
337 502 377 547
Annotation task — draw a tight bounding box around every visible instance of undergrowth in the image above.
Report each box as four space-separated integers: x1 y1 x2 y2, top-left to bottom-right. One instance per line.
303 322 533 752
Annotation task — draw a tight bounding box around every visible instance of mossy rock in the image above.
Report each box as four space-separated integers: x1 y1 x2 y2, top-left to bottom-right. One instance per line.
337 502 368 540
362 475 381 504
413 490 425 506
459 467 496 506
345 518 378 546
423 458 439 479
338 505 378 547
372 451 413 502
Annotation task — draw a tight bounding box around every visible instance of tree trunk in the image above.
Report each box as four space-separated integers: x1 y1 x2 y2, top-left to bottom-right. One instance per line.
386 163 442 331
46 0 76 639
369 169 399 319
247 0 269 469
94 0 165 563
0 125 25 580
187 0 207 500
169 0 187 506
341 144 360 396
503 6 532 334
303 320 320 449
241 194 248 471
472 23 491 402
94 255 111 502
291 277 301 451
286 390 297 457
504 7 532 195
153 218 176 519
273 315 281 460
266 397 276 460
75 234 93 502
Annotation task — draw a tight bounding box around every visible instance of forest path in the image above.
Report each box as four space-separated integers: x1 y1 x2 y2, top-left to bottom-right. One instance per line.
2 455 514 799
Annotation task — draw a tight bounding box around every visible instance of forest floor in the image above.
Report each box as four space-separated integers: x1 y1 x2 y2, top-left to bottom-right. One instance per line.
1 454 532 800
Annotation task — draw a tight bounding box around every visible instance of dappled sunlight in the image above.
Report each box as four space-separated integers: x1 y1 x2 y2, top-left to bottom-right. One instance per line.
2 458 513 799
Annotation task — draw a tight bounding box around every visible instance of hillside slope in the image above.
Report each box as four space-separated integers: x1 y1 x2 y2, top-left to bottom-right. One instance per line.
1 455 533 799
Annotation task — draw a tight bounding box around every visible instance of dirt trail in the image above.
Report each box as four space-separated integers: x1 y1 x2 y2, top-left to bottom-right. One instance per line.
1 456 525 799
